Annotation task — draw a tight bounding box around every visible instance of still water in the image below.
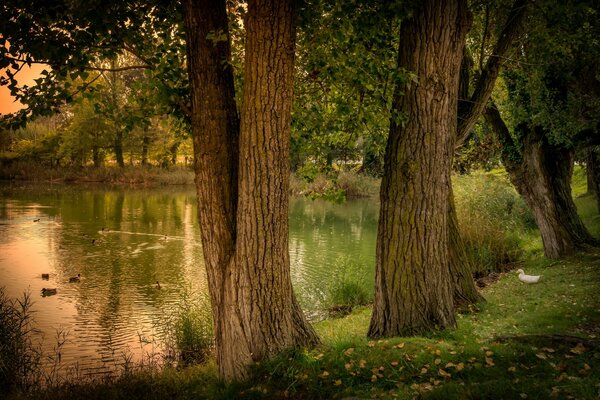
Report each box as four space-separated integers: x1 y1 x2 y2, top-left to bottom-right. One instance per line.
0 183 377 376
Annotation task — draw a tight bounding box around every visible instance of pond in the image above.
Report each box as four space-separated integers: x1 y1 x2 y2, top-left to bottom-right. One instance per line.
0 183 378 377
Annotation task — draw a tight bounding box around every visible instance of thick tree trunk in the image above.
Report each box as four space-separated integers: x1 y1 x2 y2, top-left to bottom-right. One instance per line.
368 0 469 338
486 107 598 258
183 0 317 382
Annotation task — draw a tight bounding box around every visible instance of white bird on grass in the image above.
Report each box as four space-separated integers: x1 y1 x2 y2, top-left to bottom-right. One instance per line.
516 268 541 284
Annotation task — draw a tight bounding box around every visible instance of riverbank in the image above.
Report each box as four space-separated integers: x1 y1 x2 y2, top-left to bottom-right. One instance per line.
0 162 196 186
4 194 599 399
0 163 381 198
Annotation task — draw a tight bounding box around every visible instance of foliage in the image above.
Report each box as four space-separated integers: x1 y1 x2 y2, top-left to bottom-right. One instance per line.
497 0 600 152
290 170 380 200
0 288 42 394
292 0 407 176
0 0 189 128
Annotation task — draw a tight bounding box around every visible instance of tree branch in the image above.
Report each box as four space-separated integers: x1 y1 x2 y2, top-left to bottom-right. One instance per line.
483 101 515 150
456 0 529 148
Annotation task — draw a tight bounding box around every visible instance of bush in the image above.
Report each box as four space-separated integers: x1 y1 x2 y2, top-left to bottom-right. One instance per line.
290 170 380 201
0 288 42 394
453 173 536 274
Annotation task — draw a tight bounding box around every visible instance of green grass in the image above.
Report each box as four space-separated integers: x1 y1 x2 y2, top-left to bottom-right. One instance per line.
6 170 600 399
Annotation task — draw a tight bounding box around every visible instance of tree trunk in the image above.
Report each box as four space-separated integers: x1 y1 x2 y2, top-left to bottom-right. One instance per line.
141 132 149 165
485 107 598 258
368 0 469 338
183 0 317 382
586 147 600 212
114 130 124 167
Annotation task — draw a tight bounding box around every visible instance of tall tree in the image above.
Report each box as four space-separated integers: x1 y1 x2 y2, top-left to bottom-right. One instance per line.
368 0 470 337
484 0 600 258
183 0 318 380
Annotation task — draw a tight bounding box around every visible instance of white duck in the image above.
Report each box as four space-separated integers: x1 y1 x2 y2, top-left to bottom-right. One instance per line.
516 268 541 284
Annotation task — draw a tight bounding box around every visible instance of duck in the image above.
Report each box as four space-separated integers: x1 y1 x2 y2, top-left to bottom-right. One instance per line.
41 273 50 280
155 281 161 290
516 268 541 284
33 218 40 222
69 274 81 283
41 288 57 296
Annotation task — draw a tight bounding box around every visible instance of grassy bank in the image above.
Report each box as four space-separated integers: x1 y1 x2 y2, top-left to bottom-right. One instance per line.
0 162 195 186
9 247 600 399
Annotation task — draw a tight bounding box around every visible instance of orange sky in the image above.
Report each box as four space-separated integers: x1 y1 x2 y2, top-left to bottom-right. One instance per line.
0 63 47 115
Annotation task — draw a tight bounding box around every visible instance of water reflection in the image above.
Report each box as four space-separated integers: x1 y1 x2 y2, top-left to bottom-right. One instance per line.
0 184 377 376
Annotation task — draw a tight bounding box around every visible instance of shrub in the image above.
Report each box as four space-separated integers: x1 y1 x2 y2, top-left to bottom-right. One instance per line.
453 173 535 274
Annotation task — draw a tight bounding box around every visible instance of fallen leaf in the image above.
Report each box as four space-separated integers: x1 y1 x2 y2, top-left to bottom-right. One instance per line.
420 367 428 375
344 363 353 370
536 353 547 360
520 393 527 399
395 342 405 349
434 358 442 365
343 348 355 356
391 361 399 367
371 374 378 382
367 341 376 348
485 351 494 357
359 359 367 368
318 371 329 378
334 379 342 386
455 363 465 372
445 362 456 368
485 357 495 367
468 357 477 364
438 368 451 378
551 387 561 397
508 366 517 372
434 349 442 356
570 343 587 355
543 347 556 353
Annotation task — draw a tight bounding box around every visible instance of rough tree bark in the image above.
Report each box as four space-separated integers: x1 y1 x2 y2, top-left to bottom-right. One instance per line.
485 105 598 258
368 0 470 338
183 0 318 381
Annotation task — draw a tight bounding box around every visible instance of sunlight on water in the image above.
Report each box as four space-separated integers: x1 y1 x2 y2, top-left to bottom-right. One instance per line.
0 184 377 376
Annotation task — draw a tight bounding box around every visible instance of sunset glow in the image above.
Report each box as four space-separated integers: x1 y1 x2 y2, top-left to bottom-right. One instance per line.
0 63 47 115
